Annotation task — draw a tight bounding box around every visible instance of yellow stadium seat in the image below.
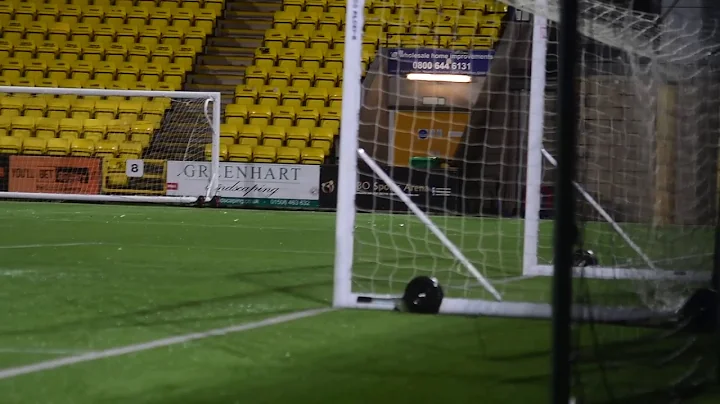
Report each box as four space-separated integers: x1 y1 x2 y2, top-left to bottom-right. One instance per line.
128 44 151 65
364 14 385 35
258 86 282 106
94 100 119 121
0 136 21 154
36 5 58 24
204 0 224 14
310 32 332 52
23 98 47 118
0 77 9 87
184 28 206 50
281 87 305 107
47 98 70 119
277 48 301 69
127 7 149 28
287 30 310 49
26 22 48 43
408 21 431 36
35 78 59 92
286 126 310 148
244 66 267 88
117 62 140 84
299 48 323 70
37 41 59 61
13 40 35 61
310 126 333 154
171 8 194 31
173 46 197 71
47 60 71 80
48 22 71 44
91 62 115 84
45 137 70 156
195 10 216 34
480 15 503 38
36 118 59 139
319 12 342 34
84 80 108 95
296 106 319 128
1 58 23 79
70 61 94 81
0 1 12 24
0 98 22 117
70 138 95 157
92 25 114 45
116 26 139 46
106 121 129 143
245 105 270 127
3 21 25 42
306 0 327 13
71 99 94 120
140 101 165 126
139 0 159 7
83 119 107 142
252 145 276 163
314 68 338 88
448 38 470 50
261 125 285 148
9 77 34 89
238 124 262 145
140 27 163 46
0 39 11 59
263 29 287 50
219 123 239 145
290 68 314 89
11 116 36 138
0 116 10 136
277 146 301 164
296 11 319 33
149 9 171 30
472 36 494 49
59 42 82 62
269 66 292 87
271 106 295 127
387 16 410 34
273 10 295 32
183 0 202 10
58 118 83 139
206 143 228 161
161 64 185 88
305 87 328 108
103 43 125 64
105 7 126 28
282 0 303 13
70 23 93 45
234 85 258 105
331 31 344 52
227 144 252 162
225 103 248 126
324 50 343 70
22 137 47 155
150 44 174 65
118 101 142 122
95 140 119 158
327 0 345 13
320 106 341 134
253 47 277 70
118 141 142 159
301 147 324 164
15 4 36 24
80 6 103 25
130 121 154 147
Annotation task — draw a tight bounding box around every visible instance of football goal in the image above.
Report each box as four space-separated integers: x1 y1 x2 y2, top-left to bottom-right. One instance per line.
333 0 719 322
0 86 221 204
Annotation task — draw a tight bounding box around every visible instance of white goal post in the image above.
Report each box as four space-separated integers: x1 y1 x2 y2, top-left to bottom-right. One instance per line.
0 86 221 205
334 0 717 318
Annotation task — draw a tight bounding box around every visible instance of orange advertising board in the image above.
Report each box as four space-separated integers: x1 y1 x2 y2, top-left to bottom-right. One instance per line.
392 111 469 167
8 156 102 194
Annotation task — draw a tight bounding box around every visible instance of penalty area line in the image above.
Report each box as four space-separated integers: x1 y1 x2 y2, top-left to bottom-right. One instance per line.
0 242 105 250
0 307 333 381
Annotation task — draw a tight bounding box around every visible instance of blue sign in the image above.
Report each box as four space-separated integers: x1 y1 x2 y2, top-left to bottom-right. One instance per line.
418 129 428 139
387 48 495 76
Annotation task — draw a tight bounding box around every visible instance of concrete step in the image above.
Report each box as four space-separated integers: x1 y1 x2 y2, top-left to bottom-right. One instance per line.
198 54 252 66
194 64 247 75
213 26 263 38
185 82 237 94
218 19 272 32
224 10 274 19
226 3 281 12
188 73 245 86
205 42 256 55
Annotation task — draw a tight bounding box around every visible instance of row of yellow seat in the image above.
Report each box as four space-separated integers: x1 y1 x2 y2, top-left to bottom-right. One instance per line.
281 0 504 13
0 99 165 123
2 65 185 90
244 65 342 90
0 116 156 144
220 123 333 151
0 135 143 158
206 143 326 165
2 22 208 48
0 0 222 17
224 104 341 134
234 85 342 108
0 41 197 71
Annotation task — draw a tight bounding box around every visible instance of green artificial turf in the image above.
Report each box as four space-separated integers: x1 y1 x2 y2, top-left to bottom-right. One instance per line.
0 202 716 404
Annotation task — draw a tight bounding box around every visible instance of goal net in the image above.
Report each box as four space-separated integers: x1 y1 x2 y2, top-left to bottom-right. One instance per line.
335 0 720 400
0 86 221 205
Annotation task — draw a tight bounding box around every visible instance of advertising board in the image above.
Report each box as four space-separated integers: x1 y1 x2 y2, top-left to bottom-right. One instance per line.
386 48 495 76
166 161 320 208
8 156 102 195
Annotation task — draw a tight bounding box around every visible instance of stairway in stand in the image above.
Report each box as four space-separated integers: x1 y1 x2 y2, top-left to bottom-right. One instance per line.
146 0 281 161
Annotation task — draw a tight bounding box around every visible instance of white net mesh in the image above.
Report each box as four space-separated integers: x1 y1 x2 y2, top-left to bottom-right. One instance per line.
346 0 719 316
0 87 217 200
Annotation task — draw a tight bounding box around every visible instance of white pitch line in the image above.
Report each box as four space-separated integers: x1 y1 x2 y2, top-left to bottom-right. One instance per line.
0 307 333 381
0 348 89 355
0 242 104 250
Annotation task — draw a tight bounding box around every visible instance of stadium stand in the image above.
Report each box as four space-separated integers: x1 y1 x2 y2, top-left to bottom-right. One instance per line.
214 0 507 164
0 0 217 160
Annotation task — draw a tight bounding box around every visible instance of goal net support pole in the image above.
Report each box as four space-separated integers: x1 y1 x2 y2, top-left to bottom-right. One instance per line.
0 86 222 205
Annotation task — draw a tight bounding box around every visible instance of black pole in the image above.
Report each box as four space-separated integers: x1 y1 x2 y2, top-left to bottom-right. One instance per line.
552 0 579 402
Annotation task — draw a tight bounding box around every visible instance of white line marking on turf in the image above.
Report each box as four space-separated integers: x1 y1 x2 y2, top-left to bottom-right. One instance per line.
0 242 104 250
0 307 333 381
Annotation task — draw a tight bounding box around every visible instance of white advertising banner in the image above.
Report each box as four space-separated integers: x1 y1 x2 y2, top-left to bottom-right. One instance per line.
166 161 320 207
